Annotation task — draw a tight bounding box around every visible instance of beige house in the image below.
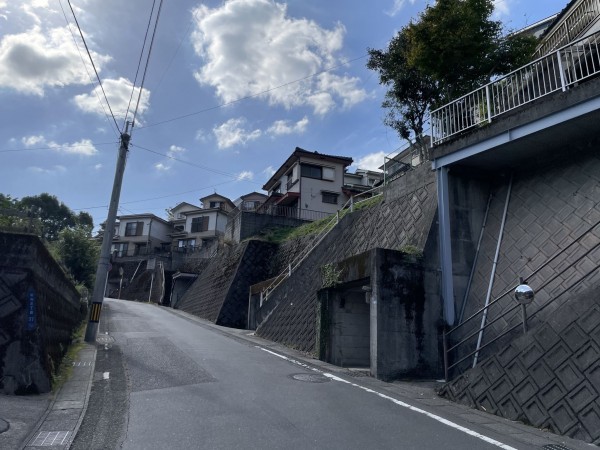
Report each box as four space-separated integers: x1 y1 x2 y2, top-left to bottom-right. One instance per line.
169 193 235 252
110 214 172 257
262 147 353 220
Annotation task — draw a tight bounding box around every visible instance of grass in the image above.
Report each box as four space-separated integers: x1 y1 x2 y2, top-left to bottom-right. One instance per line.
247 193 384 244
51 321 87 392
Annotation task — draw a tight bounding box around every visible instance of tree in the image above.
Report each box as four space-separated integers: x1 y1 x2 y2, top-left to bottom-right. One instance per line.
55 226 99 289
367 0 538 146
367 33 439 154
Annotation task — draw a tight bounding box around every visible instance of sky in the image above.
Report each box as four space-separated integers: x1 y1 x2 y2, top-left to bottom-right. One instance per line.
0 0 570 228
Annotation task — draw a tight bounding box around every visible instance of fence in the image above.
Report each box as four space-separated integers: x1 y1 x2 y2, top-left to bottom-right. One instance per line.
431 29 600 145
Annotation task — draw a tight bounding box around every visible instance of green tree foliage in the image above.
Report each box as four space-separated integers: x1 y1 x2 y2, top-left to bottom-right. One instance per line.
55 226 99 289
19 193 79 241
367 0 538 142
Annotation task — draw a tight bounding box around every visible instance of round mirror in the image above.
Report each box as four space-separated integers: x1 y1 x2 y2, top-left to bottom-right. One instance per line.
514 284 534 305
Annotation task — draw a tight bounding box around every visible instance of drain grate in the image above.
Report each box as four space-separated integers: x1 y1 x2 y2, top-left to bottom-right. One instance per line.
290 373 331 383
542 445 573 450
29 431 70 446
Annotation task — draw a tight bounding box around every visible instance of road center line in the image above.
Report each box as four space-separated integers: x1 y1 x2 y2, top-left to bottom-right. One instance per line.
103 372 110 380
257 346 516 450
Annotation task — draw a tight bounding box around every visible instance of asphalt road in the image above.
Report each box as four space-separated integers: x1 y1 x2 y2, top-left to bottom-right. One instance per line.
73 298 529 450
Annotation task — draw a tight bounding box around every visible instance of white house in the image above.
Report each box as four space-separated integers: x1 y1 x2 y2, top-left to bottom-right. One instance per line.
169 193 235 252
110 214 172 257
262 147 353 220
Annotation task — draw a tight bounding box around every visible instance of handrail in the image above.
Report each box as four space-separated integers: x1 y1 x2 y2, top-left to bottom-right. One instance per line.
432 29 600 145
260 185 385 302
443 217 600 379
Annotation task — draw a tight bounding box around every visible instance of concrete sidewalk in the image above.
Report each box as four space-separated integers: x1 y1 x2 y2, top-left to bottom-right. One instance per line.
0 343 96 450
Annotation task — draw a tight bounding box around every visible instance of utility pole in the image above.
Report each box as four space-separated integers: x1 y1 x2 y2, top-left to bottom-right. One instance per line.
85 122 131 342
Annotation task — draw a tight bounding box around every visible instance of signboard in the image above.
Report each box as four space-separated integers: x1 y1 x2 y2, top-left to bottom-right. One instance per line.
147 258 156 270
26 287 37 331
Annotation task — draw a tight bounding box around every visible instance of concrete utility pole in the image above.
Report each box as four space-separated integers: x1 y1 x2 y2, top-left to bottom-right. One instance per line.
85 122 131 343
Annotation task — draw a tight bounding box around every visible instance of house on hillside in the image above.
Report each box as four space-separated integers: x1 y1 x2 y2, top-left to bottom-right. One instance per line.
110 214 172 258
233 192 268 212
169 193 235 253
342 169 383 197
262 147 353 220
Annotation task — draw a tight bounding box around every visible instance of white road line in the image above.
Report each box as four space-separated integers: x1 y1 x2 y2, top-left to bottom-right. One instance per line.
257 346 516 450
103 371 110 380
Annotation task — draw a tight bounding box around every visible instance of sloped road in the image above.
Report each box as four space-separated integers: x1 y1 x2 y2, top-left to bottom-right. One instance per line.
72 298 550 450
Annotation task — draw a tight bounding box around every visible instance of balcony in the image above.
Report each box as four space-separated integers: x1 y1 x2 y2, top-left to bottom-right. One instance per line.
431 29 600 146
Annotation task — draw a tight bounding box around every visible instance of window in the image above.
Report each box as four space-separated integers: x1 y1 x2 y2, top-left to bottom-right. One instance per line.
301 164 322 179
301 164 335 180
191 216 209 233
178 238 196 248
125 221 143 236
322 192 339 204
209 201 222 209
111 243 128 257
272 184 281 194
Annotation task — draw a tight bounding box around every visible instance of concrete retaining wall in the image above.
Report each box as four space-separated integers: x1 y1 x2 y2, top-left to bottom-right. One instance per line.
0 232 83 394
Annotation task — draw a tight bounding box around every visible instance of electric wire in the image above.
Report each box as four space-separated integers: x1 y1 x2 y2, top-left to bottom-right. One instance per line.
135 54 369 130
0 142 118 153
66 0 122 134
130 143 261 182
123 0 158 129
58 0 120 138
132 0 165 128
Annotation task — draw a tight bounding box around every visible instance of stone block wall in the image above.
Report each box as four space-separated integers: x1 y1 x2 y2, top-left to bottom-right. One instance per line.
449 148 600 372
439 281 600 444
0 232 82 394
256 164 438 353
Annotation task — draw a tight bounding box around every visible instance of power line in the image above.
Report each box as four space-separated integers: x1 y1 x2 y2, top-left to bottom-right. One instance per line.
131 143 261 183
135 54 369 130
66 0 122 134
132 0 164 128
0 141 118 153
123 0 158 130
58 0 120 138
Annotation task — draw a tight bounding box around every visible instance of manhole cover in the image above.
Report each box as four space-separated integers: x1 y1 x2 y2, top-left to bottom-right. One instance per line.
542 445 573 450
0 418 9 434
290 373 331 383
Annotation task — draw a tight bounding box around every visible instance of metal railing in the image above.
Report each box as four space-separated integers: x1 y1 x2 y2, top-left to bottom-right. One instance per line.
535 0 600 58
443 218 600 380
432 29 600 145
259 185 385 304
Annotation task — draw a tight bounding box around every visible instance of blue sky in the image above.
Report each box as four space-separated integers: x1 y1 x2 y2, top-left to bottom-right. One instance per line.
0 0 569 228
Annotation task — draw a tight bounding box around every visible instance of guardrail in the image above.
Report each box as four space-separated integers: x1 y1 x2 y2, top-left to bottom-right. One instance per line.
431 29 600 145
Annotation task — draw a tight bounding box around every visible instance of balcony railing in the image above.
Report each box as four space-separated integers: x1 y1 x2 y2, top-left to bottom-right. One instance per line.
431 29 600 146
535 0 600 58
245 204 331 222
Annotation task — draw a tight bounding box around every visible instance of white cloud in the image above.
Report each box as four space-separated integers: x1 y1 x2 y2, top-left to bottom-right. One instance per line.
155 144 185 172
355 151 385 171
73 77 150 121
493 0 510 18
267 116 309 136
0 26 110 95
94 163 103 170
21 134 98 156
386 0 416 17
236 170 254 181
213 118 262 149
195 129 209 142
263 165 276 177
28 165 67 174
191 0 366 115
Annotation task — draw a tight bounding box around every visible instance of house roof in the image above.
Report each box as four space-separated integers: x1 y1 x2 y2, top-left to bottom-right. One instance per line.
171 201 198 212
116 213 170 225
199 193 236 209
240 192 268 200
263 147 353 191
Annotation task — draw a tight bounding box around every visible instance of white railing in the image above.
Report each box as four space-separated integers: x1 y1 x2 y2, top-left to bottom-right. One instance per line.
432 29 600 145
259 185 384 303
535 0 600 58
